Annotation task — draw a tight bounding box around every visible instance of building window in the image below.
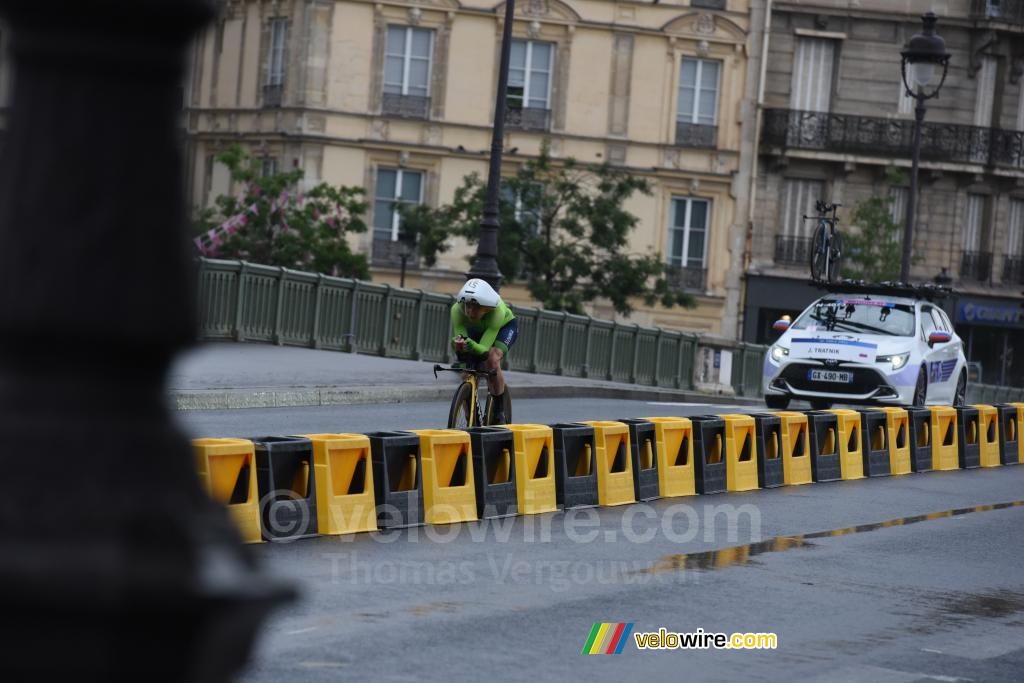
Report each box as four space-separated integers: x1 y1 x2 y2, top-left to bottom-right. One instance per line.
264 18 288 107
667 197 710 290
507 40 553 131
259 157 278 178
790 37 835 113
889 186 908 226
382 26 433 119
1004 199 1024 284
897 80 914 116
960 193 991 281
500 181 543 235
373 168 423 241
775 178 823 264
676 58 720 148
974 56 997 129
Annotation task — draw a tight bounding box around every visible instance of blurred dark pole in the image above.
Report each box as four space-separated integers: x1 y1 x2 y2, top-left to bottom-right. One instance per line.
0 1 290 681
467 0 515 291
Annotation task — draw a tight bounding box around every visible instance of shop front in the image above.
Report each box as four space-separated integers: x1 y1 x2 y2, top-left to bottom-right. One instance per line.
742 275 824 344
953 296 1024 386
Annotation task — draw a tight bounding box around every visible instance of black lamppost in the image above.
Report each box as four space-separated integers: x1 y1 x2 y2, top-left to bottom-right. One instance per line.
899 11 950 283
467 0 516 290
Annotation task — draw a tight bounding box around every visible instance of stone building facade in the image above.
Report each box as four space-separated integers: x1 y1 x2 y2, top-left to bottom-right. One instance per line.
742 0 1024 385
184 0 755 334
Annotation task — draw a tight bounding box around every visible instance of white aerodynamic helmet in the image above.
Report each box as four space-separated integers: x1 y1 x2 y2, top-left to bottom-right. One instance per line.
457 278 501 310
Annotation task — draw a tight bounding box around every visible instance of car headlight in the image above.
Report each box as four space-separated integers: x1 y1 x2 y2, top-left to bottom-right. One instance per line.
771 345 789 362
876 351 910 370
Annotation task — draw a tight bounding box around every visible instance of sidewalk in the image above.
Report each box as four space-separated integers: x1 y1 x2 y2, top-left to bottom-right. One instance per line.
169 342 763 410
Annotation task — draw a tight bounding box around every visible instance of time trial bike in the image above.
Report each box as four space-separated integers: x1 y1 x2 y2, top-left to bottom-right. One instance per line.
806 200 843 283
434 359 513 428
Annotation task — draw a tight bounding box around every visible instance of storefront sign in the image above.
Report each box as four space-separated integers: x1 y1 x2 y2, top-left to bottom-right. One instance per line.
956 301 1024 328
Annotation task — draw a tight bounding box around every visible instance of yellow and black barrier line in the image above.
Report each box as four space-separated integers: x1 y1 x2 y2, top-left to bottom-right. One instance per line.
996 404 1021 466
192 437 262 544
871 408 912 476
717 414 760 492
688 415 728 494
956 406 981 469
858 409 892 477
827 409 866 480
409 429 478 525
251 436 318 542
927 407 960 471
618 419 662 501
501 424 558 515
550 423 600 509
972 405 1001 468
366 430 424 528
805 411 842 482
580 421 637 507
906 408 933 472
750 413 785 488
772 411 813 485
303 433 378 536
642 416 697 498
466 427 519 519
1009 403 1024 464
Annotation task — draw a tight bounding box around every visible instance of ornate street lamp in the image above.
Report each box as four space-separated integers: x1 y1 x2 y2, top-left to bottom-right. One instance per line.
899 11 950 283
467 0 516 290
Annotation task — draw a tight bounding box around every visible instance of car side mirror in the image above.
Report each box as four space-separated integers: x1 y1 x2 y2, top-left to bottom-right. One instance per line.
772 319 791 333
928 331 951 346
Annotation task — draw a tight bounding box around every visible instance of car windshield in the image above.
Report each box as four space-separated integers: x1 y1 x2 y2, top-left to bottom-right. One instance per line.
790 298 916 337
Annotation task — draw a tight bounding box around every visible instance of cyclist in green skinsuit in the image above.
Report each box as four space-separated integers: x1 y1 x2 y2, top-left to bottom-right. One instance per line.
451 278 518 424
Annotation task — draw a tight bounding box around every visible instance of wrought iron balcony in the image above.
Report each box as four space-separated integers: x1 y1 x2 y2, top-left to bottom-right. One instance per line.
971 0 1024 23
667 265 707 291
381 93 431 120
505 106 551 133
774 235 812 266
675 122 718 149
371 237 419 268
691 0 726 8
262 83 283 108
960 251 992 281
1002 255 1024 285
762 109 1024 169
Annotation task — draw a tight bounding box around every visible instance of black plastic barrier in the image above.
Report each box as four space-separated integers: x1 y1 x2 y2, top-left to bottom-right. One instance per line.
858 410 891 477
550 423 599 509
251 435 318 542
618 419 661 502
956 407 980 469
907 408 933 472
689 416 727 494
366 431 424 528
466 427 518 518
805 412 841 482
996 404 1020 466
751 413 784 488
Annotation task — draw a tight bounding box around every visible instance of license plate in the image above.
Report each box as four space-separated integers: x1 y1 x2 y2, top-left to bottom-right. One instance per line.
808 369 853 384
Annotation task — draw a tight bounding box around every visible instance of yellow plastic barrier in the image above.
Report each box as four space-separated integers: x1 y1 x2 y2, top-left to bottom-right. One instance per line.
192 438 261 544
972 405 1001 468
409 429 478 524
718 414 760 492
928 406 959 471
773 412 812 485
303 433 377 535
502 424 558 515
580 421 636 506
1011 403 1024 464
871 407 912 475
642 417 696 497
827 409 865 480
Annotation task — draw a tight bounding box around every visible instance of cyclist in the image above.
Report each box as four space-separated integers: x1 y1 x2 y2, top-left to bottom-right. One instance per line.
451 278 517 424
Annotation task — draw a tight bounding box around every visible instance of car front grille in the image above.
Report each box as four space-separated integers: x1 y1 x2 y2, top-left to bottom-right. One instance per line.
778 362 888 396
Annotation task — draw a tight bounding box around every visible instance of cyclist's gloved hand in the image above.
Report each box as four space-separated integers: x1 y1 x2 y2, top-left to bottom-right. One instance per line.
453 335 468 353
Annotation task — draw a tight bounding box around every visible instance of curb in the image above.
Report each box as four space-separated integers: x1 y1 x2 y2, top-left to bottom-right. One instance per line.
172 384 765 411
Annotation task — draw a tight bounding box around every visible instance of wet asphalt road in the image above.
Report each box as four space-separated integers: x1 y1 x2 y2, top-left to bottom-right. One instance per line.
177 400 1024 682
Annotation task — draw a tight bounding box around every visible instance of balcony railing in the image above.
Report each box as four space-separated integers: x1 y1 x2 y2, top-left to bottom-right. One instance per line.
762 109 1024 169
667 265 707 291
262 83 283 108
381 93 430 120
1002 255 1024 285
971 0 1024 23
774 235 812 266
505 106 551 133
960 251 993 281
675 122 718 149
371 238 419 268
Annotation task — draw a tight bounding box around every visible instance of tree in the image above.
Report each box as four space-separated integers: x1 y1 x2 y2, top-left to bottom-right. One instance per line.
399 145 695 315
840 168 907 282
193 146 370 279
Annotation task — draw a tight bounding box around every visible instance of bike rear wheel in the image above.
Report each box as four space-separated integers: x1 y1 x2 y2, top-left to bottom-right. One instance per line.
810 222 828 282
484 387 512 426
447 381 477 429
827 230 843 282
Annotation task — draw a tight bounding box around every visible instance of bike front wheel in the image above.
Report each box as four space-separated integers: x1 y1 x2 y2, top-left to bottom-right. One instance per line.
447 381 477 429
826 230 843 282
809 222 828 282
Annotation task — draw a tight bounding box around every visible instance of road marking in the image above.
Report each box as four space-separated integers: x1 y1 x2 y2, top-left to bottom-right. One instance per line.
286 627 318 635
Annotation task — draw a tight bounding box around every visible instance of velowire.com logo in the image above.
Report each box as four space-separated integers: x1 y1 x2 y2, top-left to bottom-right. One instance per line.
581 622 634 655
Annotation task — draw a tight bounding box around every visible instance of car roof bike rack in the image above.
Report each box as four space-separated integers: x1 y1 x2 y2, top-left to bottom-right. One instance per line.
811 279 954 302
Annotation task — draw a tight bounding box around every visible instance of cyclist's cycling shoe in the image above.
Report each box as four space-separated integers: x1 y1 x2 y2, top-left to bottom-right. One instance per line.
490 409 506 425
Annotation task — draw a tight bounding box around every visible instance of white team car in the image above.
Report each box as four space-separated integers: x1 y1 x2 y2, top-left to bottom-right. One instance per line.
763 291 968 410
